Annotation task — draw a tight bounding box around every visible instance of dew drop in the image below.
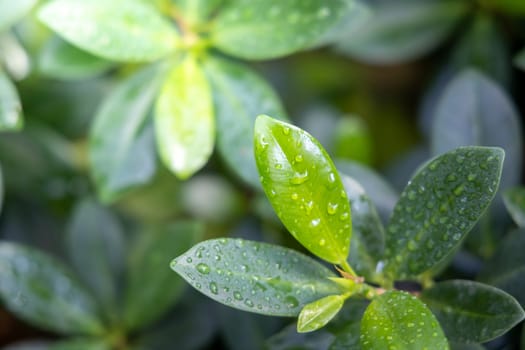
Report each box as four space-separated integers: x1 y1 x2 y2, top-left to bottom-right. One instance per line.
209 282 218 295
241 264 249 272
185 257 192 263
305 201 314 215
284 295 299 308
295 155 303 163
327 202 338 215
291 193 299 200
290 170 309 185
310 218 321 227
233 291 243 301
282 126 290 135
244 299 254 307
196 263 210 275
339 212 349 221
319 238 326 246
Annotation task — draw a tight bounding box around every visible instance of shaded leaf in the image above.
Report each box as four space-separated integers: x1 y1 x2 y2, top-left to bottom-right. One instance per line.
298 295 345 333
421 280 525 343
0 69 23 131
50 339 111 350
494 0 525 15
90 64 163 203
503 187 525 227
171 238 343 316
212 0 351 60
383 146 504 280
267 323 335 350
0 162 3 213
0 0 37 32
204 56 287 188
155 55 214 179
0 242 103 335
38 0 178 62
124 221 203 331
360 291 448 350
516 48 525 71
254 115 352 265
450 343 484 350
329 322 361 350
333 116 373 165
2 341 51 350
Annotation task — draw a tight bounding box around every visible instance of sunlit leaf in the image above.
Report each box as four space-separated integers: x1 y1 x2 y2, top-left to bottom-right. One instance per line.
0 0 37 32
171 238 343 316
0 69 23 131
254 115 352 265
298 295 345 333
503 187 525 227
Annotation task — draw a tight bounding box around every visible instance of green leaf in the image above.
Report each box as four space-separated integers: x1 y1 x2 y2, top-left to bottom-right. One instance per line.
173 0 223 25
503 187 525 227
333 116 373 165
298 295 345 333
421 280 525 343
340 174 385 281
254 115 352 265
329 322 361 350
124 221 203 331
171 238 343 316
360 291 448 350
50 339 111 350
336 1 468 64
211 0 351 60
66 199 125 314
492 0 525 15
267 323 335 350
383 146 504 280
0 162 3 213
0 242 103 335
38 36 114 80
204 56 287 188
90 64 164 203
0 69 23 131
155 55 214 179
38 0 179 62
0 0 37 32
450 343 484 350
516 48 525 71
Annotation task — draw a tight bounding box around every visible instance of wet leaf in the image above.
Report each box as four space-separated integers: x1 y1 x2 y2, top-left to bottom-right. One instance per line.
336 1 467 64
254 115 352 265
360 291 448 350
503 187 525 227
90 64 163 202
0 0 37 32
173 0 223 25
298 295 345 333
421 280 524 343
155 55 214 179
340 175 385 281
38 0 178 62
0 69 23 131
66 199 125 314
383 146 504 279
0 242 103 335
204 56 287 188
516 48 525 71
171 238 343 316
124 221 203 331
211 0 351 60
38 36 114 80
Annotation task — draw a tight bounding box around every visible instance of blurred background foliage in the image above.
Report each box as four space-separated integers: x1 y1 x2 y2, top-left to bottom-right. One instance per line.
1 0 525 349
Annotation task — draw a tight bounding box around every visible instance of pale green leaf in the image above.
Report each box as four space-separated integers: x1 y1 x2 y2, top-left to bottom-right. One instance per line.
503 187 525 227
38 0 178 62
298 295 345 333
155 55 214 179
173 0 223 25
0 69 23 131
0 0 37 32
171 238 343 316
254 115 352 265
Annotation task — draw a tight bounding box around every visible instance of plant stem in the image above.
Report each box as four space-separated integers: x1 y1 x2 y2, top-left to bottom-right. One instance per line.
340 260 357 277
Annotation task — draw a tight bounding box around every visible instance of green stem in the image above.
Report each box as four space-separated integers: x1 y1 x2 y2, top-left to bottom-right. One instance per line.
340 260 357 277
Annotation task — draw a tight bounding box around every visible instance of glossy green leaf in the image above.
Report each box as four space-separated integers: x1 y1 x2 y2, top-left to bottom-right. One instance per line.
0 242 103 335
340 174 384 281
50 339 111 350
38 0 178 62
421 280 524 343
361 291 448 350
503 187 525 227
204 56 287 188
66 199 125 314
0 69 23 131
124 221 203 331
254 115 352 265
479 228 525 307
211 0 351 60
431 70 522 196
516 49 525 71
173 0 223 25
298 295 345 333
383 146 504 280
0 0 37 32
336 1 468 64
155 55 214 179
171 238 343 316
90 64 163 203
39 36 114 80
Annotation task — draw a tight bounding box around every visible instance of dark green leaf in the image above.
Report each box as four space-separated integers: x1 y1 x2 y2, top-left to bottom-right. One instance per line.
516 48 525 71
329 322 361 350
267 323 335 350
90 64 163 203
493 0 525 15
204 56 287 188
503 187 525 227
2 341 51 350
124 221 203 331
383 146 504 280
333 116 373 165
336 1 468 64
0 162 3 213
0 0 37 32
171 238 343 316
173 0 223 25
298 295 345 333
50 339 111 350
449 343 484 350
38 36 114 80
360 291 448 350
254 115 352 265
0 69 23 131
0 242 103 335
211 0 351 60
421 280 525 343
38 0 179 62
66 199 125 314
155 55 214 179
340 175 384 281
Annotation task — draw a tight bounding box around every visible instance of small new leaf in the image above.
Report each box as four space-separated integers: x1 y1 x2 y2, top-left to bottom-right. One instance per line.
503 187 525 228
298 295 345 333
254 115 352 265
